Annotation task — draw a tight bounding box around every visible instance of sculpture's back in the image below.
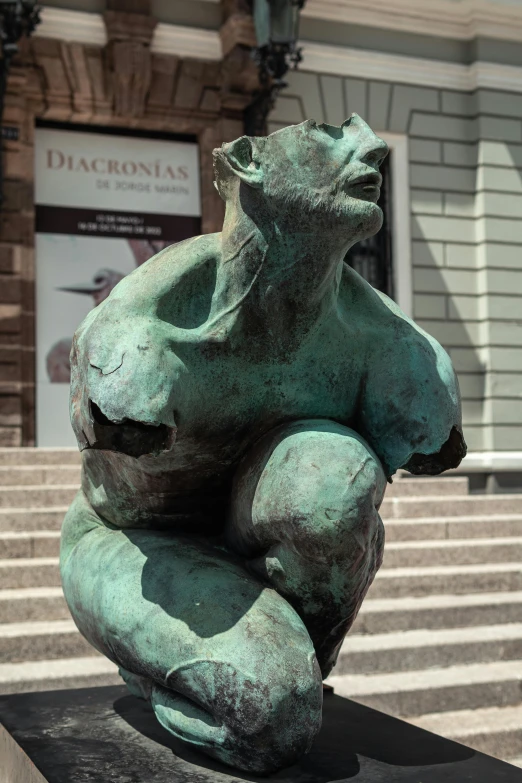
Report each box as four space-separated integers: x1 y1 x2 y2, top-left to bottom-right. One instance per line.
61 114 466 774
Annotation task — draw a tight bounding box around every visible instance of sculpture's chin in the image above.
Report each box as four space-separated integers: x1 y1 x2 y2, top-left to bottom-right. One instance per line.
347 201 383 242
361 198 383 219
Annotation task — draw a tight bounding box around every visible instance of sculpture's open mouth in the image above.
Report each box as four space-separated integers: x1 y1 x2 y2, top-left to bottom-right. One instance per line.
346 172 382 202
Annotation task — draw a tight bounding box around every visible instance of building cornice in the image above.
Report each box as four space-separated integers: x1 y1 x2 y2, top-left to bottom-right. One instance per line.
35 8 107 46
34 8 522 94
34 8 222 60
303 0 522 44
35 2 522 46
153 22 221 59
35 1 522 54
300 41 522 94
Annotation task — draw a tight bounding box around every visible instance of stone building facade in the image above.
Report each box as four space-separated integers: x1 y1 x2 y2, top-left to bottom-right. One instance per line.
2 0 522 485
0 0 257 447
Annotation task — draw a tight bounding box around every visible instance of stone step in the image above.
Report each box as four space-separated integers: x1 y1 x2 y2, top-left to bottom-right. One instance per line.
0 507 68 532
0 655 120 694
0 557 60 589
336 623 522 675
0 587 69 623
327 659 522 718
385 515 522 542
385 477 469 498
3 508 521 541
0 485 78 508
383 537 522 568
3 558 521 596
381 494 522 520
0 448 80 466
369 563 522 599
0 531 60 558
386 476 469 498
353 591 522 634
4 585 522 634
0 465 81 486
0 620 96 663
411 705 522 761
4 527 522 565
6 524 522 564
508 757 522 769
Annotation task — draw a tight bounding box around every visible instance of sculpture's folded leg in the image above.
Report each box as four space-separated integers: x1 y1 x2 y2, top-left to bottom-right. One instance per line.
60 491 322 775
227 419 387 678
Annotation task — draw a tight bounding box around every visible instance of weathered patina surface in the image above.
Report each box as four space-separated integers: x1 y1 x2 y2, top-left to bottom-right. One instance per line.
61 115 466 775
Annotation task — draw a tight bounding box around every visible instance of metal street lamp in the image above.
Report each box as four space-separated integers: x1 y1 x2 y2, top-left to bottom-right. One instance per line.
0 0 40 204
244 0 306 136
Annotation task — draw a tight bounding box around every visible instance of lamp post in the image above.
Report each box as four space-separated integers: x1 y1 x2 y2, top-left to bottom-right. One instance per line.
244 0 306 137
0 0 40 205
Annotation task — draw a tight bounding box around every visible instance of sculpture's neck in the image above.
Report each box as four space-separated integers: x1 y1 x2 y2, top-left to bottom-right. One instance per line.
207 199 349 342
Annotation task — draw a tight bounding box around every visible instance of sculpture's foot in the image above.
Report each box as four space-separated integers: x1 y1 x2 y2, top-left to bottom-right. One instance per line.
118 664 268 755
118 667 151 700
118 668 235 753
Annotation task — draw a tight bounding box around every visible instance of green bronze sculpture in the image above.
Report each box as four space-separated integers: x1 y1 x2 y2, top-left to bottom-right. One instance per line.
61 115 466 774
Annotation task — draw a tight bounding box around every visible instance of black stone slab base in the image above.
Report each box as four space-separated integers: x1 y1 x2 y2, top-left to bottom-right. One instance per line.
1 685 520 782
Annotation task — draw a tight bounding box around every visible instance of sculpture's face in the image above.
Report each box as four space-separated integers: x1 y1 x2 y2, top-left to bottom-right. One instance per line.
263 114 389 242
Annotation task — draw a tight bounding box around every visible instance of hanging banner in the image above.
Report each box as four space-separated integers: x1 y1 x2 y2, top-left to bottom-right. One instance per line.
35 127 201 446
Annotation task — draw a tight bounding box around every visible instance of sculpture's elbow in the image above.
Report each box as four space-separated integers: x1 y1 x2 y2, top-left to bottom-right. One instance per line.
86 400 177 459
403 425 467 476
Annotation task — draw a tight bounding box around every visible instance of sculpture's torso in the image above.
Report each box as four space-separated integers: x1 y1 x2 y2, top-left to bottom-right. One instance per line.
70 233 463 531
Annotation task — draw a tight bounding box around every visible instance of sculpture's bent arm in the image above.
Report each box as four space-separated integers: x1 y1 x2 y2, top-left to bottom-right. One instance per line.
357 291 466 477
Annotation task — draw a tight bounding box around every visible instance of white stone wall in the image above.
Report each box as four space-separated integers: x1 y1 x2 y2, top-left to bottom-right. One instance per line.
268 74 522 455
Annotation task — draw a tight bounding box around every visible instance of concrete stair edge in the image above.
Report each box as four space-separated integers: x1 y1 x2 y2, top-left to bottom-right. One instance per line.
327 659 522 718
336 623 522 674
0 655 120 694
411 705 522 761
0 449 80 466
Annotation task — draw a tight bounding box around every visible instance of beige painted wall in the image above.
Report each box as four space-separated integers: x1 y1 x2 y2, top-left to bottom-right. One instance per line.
268 74 522 454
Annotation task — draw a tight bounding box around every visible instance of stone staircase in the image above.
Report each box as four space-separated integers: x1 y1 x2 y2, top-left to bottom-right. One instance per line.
0 448 120 694
1 449 522 768
330 474 522 769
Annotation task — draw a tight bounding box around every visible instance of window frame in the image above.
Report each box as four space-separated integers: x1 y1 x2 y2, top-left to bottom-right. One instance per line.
379 131 412 317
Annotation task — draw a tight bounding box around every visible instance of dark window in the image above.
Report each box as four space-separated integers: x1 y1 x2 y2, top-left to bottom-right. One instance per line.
345 153 393 298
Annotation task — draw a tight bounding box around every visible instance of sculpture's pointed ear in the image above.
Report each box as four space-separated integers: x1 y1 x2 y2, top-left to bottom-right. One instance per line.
220 136 264 189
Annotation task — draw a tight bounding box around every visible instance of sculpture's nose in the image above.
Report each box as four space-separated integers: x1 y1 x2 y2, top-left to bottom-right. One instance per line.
346 113 389 167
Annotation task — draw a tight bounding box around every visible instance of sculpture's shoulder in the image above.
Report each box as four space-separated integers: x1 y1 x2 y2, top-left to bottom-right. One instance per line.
83 232 220 324
69 233 221 452
339 264 466 477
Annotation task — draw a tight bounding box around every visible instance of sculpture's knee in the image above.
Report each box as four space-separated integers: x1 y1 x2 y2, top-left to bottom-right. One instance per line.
149 651 322 774
228 418 386 566
227 420 386 675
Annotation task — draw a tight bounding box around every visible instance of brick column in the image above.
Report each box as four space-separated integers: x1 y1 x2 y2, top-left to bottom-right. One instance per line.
0 58 36 446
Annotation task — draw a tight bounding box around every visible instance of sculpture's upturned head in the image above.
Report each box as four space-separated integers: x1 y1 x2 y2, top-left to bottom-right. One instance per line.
213 114 389 244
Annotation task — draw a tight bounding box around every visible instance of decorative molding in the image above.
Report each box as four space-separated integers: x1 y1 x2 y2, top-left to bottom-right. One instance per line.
220 13 256 58
300 41 522 94
153 23 221 60
452 451 522 473
303 0 522 44
35 8 222 60
300 43 469 90
104 9 157 44
33 8 522 91
470 61 522 94
34 1 522 48
103 10 157 119
34 9 107 46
